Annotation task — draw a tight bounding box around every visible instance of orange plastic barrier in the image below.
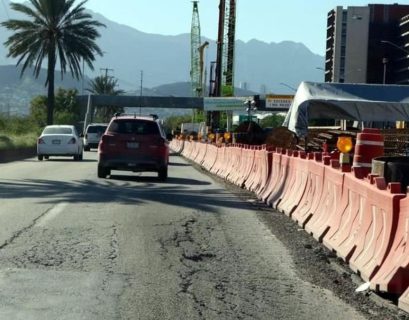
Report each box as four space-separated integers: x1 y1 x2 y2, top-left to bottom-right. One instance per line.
291 153 325 227
217 145 231 178
272 150 300 209
210 145 226 175
258 148 281 202
265 150 293 207
254 148 274 198
226 145 243 183
304 158 345 241
190 141 200 161
230 145 249 186
323 172 405 281
192 142 205 164
228 145 244 180
169 140 184 154
399 288 409 313
202 144 218 171
243 146 258 190
245 146 265 191
188 141 198 160
277 151 309 216
349 178 404 282
370 193 409 295
236 146 256 187
180 141 192 158
195 142 208 166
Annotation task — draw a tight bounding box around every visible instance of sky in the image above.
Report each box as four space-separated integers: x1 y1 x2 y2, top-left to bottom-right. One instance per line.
5 0 407 55
81 0 407 55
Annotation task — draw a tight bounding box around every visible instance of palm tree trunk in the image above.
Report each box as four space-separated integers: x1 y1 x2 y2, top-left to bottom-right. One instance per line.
46 50 56 125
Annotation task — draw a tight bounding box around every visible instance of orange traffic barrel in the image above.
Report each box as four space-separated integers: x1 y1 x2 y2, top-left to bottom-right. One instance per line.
352 128 384 177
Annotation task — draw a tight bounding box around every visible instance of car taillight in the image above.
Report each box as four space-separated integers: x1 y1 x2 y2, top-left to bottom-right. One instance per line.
100 135 116 149
157 137 166 146
38 138 45 144
68 137 76 144
150 137 166 149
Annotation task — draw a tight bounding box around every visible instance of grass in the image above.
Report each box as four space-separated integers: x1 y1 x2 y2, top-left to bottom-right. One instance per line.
0 115 40 151
0 133 38 151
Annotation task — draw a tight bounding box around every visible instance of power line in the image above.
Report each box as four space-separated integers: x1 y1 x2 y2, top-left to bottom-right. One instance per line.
100 68 114 79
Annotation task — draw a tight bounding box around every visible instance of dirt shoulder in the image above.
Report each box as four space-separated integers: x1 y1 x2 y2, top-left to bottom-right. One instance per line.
0 147 37 163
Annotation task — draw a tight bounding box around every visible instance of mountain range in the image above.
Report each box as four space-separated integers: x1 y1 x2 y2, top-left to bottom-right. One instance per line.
0 0 325 115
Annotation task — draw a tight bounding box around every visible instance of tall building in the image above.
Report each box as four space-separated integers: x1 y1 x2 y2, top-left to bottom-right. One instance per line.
396 14 409 84
325 4 409 84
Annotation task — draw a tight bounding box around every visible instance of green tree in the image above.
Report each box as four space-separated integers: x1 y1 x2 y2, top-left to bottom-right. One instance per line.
1 0 105 125
163 114 192 133
30 88 81 126
259 114 286 128
86 75 125 121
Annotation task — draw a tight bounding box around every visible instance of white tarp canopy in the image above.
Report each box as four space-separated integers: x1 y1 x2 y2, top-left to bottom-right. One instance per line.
283 81 409 137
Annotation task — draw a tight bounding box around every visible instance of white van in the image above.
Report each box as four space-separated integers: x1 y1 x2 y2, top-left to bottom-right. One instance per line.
83 123 108 151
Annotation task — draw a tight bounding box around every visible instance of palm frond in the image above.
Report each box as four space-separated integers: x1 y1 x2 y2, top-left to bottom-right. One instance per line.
2 0 105 125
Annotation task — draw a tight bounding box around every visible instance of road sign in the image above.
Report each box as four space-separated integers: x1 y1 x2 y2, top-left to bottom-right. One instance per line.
204 97 247 111
238 115 257 123
265 94 294 110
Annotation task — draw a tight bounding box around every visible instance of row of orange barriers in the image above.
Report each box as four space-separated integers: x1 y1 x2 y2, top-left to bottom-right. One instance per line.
171 140 409 313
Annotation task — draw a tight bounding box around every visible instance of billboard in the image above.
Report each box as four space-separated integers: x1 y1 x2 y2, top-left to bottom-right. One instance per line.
265 94 294 110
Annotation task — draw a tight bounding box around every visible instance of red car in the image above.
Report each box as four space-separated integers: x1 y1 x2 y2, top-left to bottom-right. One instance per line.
97 114 170 180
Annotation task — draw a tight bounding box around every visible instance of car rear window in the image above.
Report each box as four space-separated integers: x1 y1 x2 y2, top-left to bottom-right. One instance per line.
108 120 160 135
87 125 107 133
43 127 73 134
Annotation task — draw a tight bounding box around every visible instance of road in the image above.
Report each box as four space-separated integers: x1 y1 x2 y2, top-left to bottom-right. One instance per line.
0 151 380 319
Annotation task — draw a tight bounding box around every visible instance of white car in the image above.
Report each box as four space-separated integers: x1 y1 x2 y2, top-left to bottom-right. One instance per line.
37 125 83 161
83 123 108 151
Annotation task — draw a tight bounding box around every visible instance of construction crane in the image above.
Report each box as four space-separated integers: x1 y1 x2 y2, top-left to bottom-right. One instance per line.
198 40 209 96
190 1 202 97
219 0 236 97
209 0 237 129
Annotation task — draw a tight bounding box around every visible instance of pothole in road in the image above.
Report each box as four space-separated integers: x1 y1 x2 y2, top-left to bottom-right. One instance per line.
182 252 216 262
0 227 116 272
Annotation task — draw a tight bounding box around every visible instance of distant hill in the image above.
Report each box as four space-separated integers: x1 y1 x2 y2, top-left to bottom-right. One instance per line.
0 0 325 114
0 65 85 115
0 65 257 116
0 0 324 89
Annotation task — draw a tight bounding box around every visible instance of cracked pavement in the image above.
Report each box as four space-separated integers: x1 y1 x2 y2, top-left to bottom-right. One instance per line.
0 152 399 319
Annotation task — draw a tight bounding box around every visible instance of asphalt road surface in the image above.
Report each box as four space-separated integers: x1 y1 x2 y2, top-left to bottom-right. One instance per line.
0 151 401 319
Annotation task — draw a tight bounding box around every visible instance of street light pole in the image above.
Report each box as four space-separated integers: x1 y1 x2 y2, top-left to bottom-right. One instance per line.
139 70 143 115
382 58 388 84
381 40 409 55
380 40 409 84
279 82 297 92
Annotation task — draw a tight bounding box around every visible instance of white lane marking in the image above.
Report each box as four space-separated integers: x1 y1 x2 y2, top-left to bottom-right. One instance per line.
35 202 68 227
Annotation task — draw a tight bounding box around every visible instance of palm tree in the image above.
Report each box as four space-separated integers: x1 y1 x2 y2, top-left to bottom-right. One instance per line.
87 75 125 121
1 0 105 125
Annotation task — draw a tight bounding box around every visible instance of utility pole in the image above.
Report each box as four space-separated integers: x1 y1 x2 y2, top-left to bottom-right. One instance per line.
100 68 114 79
139 70 143 115
82 59 85 95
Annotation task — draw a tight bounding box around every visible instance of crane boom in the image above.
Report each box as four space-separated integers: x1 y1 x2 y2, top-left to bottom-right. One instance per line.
190 1 201 97
221 0 236 97
209 0 237 129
